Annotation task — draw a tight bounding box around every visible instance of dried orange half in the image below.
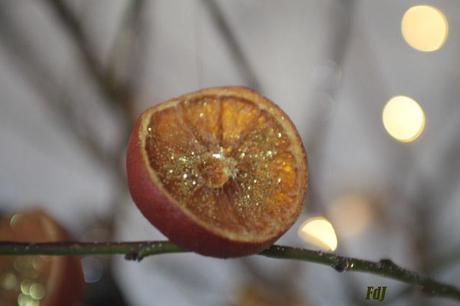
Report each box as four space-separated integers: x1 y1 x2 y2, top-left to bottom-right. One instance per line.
0 210 84 306
127 87 308 257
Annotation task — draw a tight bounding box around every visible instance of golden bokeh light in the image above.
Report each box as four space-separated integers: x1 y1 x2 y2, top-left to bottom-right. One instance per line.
1 272 17 290
401 5 448 52
382 96 425 142
329 194 373 237
298 217 338 251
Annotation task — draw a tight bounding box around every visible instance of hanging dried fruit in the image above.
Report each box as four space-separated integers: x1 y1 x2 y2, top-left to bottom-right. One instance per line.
127 87 308 257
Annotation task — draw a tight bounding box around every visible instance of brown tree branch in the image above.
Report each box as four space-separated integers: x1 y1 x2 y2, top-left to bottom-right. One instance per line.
0 241 459 302
42 0 134 119
201 0 262 91
0 5 120 178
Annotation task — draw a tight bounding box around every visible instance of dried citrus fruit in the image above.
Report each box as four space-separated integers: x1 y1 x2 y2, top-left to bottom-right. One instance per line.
0 210 84 306
127 87 308 257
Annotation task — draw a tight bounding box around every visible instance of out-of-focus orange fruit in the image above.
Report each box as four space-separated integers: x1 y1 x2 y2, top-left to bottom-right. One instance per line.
0 210 84 306
127 87 308 257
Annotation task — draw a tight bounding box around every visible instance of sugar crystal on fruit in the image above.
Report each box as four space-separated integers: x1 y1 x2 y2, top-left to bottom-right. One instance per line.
212 153 222 159
143 93 303 238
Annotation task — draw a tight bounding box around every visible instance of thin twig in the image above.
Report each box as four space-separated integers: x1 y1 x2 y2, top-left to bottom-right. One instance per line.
105 0 148 156
0 241 459 301
387 241 460 303
0 241 185 259
0 4 120 179
43 0 133 118
201 0 262 91
106 0 147 97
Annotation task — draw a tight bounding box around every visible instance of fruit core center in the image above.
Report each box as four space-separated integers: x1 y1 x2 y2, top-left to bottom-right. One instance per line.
200 151 237 189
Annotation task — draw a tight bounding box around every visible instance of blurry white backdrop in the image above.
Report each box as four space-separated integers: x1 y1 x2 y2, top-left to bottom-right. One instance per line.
1 1 460 305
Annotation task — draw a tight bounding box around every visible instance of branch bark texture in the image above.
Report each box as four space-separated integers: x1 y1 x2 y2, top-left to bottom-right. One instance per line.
0 240 459 301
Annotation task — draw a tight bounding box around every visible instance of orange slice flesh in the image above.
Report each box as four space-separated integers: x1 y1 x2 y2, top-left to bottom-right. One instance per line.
140 87 308 243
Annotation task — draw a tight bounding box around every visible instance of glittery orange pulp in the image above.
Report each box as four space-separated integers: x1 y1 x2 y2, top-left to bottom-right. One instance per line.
145 95 303 240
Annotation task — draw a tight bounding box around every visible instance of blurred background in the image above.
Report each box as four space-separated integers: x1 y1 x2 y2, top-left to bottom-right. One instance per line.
0 0 459 305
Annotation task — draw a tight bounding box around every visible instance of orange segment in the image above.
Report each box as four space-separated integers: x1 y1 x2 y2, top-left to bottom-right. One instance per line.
146 107 207 202
179 97 222 148
221 97 262 149
147 106 205 156
184 187 219 226
140 87 307 243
